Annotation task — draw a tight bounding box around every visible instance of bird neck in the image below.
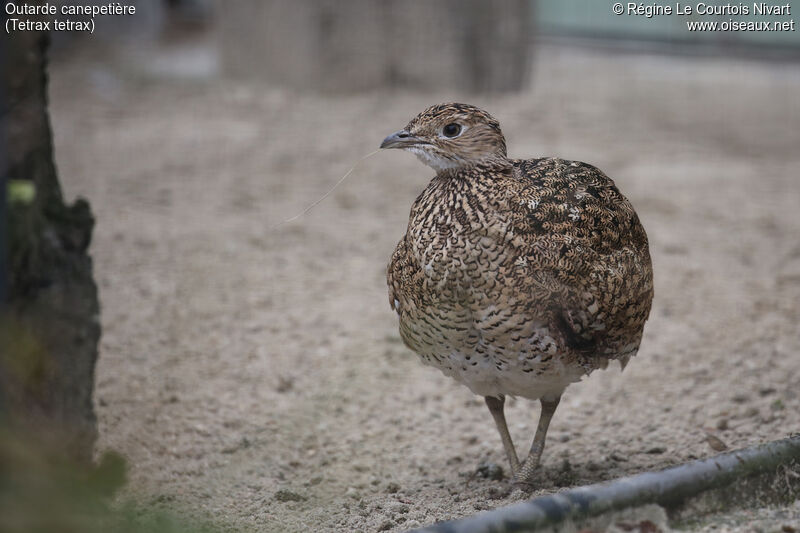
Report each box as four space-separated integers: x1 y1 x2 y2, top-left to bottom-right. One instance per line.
436 155 512 180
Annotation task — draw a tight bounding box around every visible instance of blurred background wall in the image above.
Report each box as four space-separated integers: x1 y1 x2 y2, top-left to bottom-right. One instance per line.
50 0 800 92
537 0 799 49
217 0 532 93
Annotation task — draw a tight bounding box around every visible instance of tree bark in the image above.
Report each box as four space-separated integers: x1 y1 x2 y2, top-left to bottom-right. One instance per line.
1 29 99 464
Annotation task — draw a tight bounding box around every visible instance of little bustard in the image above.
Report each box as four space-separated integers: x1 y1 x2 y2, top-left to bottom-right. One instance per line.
382 103 653 486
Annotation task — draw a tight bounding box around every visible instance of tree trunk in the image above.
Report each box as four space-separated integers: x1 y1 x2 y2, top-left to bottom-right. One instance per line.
1 29 99 464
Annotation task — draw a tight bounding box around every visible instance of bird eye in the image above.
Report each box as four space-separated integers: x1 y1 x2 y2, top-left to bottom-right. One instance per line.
442 123 462 138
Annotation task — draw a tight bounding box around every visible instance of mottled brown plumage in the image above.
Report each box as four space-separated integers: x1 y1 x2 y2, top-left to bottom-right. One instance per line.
382 103 653 486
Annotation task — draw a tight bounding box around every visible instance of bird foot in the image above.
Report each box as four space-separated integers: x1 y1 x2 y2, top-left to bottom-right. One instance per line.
512 457 542 490
511 475 537 492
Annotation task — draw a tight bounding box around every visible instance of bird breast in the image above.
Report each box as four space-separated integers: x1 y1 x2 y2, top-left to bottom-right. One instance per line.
406 181 514 292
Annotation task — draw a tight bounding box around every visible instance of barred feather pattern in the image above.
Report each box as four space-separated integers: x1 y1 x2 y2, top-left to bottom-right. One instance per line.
388 154 653 400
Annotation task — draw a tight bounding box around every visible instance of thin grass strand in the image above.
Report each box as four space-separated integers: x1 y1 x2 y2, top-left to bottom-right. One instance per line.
272 149 381 229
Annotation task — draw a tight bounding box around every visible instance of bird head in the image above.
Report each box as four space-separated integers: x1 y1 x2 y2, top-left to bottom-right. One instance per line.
380 103 507 173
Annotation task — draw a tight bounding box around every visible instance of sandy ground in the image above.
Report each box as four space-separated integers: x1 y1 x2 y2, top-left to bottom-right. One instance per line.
48 42 800 532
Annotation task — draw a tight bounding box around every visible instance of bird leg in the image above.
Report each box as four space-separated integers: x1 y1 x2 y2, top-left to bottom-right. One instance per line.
484 395 520 476
515 395 561 487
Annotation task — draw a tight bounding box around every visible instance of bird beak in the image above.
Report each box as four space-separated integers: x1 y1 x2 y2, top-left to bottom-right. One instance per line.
380 130 420 149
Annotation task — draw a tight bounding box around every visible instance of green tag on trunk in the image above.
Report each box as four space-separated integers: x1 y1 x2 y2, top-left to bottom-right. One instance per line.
7 180 36 205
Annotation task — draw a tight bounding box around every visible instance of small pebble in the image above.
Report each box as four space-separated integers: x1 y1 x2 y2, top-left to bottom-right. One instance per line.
486 485 512 499
388 502 409 514
742 407 760 418
273 489 306 502
586 461 601 471
476 462 505 481
645 446 667 454
276 375 294 393
705 433 728 452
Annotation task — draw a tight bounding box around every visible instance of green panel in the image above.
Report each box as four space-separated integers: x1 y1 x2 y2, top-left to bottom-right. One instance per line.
535 0 800 47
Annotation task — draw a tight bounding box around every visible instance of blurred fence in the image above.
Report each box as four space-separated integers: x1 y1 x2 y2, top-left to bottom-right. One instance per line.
47 0 799 90
216 0 533 93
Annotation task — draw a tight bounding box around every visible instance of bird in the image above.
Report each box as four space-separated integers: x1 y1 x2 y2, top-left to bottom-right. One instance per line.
381 103 653 487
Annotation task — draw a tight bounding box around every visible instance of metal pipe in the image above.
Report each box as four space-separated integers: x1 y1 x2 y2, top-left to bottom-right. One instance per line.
410 434 800 533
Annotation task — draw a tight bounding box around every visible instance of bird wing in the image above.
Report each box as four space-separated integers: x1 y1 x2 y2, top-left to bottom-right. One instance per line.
387 238 404 311
504 158 653 354
387 234 420 312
